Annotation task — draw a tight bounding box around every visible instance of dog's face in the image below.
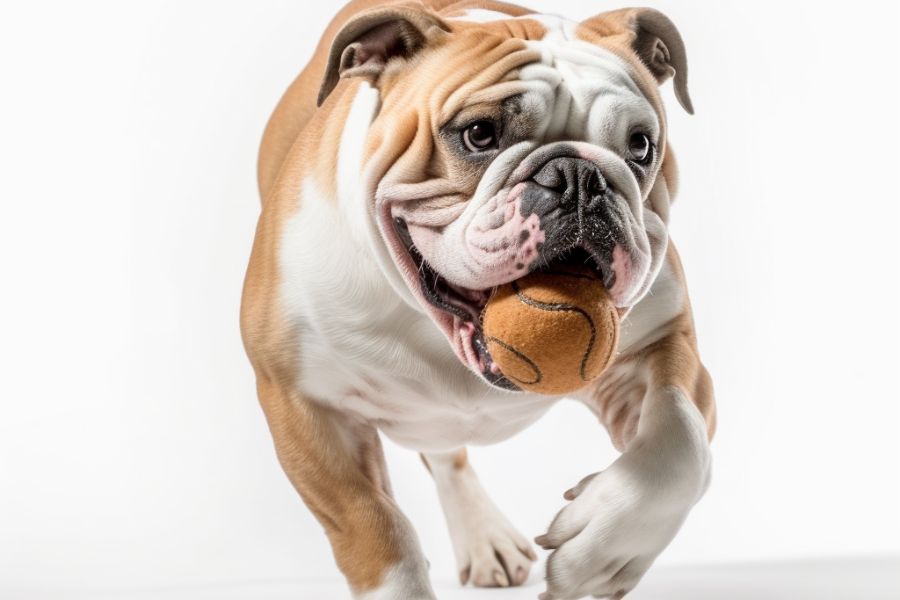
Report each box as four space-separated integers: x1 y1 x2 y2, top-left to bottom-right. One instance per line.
318 7 692 390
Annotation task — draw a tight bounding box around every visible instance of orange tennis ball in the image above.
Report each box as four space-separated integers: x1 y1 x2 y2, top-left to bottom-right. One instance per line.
482 265 619 395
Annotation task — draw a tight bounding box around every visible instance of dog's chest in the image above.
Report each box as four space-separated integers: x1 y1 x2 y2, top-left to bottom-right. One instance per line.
278 194 553 451
294 300 551 451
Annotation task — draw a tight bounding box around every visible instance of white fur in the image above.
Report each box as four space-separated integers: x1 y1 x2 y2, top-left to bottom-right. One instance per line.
521 29 660 152
338 84 380 246
426 451 536 587
618 258 684 353
542 386 711 599
356 559 435 600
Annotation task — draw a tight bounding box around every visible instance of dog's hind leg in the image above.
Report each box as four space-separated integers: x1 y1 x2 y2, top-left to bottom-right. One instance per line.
421 449 537 588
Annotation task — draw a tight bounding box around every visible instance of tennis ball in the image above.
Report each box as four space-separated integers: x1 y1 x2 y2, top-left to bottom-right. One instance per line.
482 265 619 395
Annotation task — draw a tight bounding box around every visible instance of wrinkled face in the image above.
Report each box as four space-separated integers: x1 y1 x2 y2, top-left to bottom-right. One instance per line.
363 15 674 390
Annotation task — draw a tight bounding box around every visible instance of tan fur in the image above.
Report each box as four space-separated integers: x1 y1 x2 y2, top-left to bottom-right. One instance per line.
254 378 404 590
418 448 468 472
452 447 469 470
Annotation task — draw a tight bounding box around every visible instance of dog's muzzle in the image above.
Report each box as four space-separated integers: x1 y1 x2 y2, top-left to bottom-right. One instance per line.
517 156 622 288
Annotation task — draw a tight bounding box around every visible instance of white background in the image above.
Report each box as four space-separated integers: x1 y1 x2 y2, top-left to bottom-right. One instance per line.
2 0 899 597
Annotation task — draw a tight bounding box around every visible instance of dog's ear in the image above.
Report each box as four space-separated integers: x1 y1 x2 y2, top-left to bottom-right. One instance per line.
317 7 449 106
582 8 693 114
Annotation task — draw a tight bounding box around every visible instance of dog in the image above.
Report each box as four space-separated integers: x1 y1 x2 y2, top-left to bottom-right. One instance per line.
241 1 716 598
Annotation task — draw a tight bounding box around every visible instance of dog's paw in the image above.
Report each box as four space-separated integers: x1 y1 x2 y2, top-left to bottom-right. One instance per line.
454 512 537 587
536 457 706 599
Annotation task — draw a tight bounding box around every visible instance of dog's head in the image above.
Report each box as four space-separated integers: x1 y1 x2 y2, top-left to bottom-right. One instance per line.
318 5 691 390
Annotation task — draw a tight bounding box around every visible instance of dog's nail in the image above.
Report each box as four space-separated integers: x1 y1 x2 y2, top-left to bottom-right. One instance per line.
459 565 470 585
515 566 527 584
563 489 575 500
493 569 509 587
535 534 556 549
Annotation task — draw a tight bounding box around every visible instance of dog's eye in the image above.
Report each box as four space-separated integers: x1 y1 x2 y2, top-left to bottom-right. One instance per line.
628 133 653 164
462 121 498 152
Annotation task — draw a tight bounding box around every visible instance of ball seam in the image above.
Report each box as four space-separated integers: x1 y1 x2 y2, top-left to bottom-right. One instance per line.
511 281 597 382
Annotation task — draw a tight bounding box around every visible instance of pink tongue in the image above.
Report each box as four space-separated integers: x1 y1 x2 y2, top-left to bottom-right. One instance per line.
608 245 633 304
450 283 490 305
457 320 483 372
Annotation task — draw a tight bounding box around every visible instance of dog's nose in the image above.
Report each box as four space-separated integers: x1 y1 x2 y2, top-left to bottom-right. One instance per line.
529 157 609 214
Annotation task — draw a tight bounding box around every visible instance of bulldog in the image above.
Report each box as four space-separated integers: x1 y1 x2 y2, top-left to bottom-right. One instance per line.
241 1 716 598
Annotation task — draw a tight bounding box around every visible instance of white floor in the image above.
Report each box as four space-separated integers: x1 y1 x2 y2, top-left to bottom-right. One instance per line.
18 557 899 600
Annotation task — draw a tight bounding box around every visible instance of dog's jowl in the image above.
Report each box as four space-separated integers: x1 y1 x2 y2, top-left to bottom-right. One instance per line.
241 2 716 598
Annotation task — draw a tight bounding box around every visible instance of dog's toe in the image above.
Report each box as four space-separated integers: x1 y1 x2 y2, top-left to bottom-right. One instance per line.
465 529 535 588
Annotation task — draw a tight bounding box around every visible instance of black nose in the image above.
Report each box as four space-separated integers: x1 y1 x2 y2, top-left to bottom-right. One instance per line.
529 157 609 214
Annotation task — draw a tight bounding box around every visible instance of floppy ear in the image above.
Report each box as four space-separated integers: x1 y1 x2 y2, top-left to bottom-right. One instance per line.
583 8 693 114
317 7 448 106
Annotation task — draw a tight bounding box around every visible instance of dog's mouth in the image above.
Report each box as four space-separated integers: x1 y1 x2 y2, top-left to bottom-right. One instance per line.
393 217 609 391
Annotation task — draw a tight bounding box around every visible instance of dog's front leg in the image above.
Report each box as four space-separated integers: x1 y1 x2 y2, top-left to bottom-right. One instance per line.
256 379 434 599
538 334 716 600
